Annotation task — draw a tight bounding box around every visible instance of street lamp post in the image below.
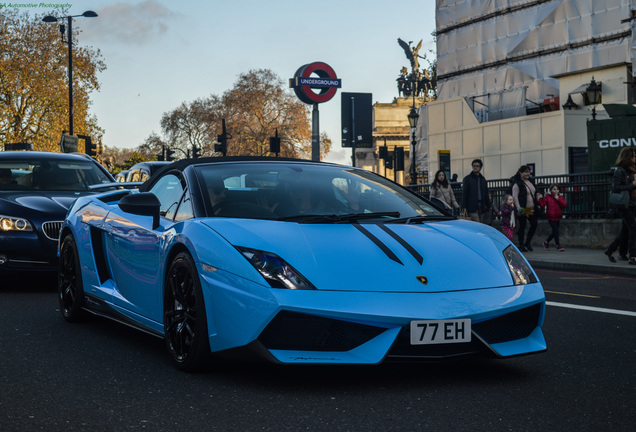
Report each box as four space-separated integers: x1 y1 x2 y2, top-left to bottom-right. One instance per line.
561 94 578 110
408 77 420 185
586 76 602 120
43 11 98 136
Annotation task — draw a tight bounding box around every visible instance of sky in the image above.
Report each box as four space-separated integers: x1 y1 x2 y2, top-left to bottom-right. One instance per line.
18 0 436 165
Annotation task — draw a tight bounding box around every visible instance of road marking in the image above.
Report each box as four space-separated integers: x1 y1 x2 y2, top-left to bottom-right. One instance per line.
546 301 636 317
545 290 600 298
536 269 636 281
559 276 613 280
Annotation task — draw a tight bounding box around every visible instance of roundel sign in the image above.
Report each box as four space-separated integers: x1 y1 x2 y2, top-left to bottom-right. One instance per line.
291 62 341 105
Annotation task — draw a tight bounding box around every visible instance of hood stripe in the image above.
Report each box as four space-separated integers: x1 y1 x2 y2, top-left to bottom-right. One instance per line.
378 224 424 265
353 223 403 265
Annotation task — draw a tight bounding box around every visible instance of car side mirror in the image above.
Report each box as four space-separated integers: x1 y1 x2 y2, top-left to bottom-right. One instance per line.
118 192 161 229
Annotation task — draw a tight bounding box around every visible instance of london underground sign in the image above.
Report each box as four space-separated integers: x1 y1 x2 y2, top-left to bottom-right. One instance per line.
291 62 341 105
290 62 341 161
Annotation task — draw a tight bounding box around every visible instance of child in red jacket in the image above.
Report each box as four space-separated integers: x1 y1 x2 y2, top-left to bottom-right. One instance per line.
537 184 567 251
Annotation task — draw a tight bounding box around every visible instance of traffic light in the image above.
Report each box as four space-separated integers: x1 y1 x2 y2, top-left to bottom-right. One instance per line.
215 119 229 156
395 146 405 171
269 129 280 156
214 137 226 156
192 145 201 159
384 154 393 170
378 145 388 160
77 134 97 157
78 134 96 157
166 148 175 161
86 137 97 157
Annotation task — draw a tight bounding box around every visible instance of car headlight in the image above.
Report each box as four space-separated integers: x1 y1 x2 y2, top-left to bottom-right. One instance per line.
0 215 34 232
236 246 316 290
503 245 538 285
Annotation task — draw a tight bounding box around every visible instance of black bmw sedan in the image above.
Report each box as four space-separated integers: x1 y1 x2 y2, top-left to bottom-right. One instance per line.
0 151 117 276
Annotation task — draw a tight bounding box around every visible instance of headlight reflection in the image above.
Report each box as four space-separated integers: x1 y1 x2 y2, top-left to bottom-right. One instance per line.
504 245 538 285
236 246 316 290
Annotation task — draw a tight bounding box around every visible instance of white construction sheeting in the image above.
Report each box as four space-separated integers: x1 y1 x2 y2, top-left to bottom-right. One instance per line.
436 0 633 103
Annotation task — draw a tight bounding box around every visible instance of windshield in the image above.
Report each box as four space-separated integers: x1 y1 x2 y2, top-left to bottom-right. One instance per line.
0 159 113 192
195 162 446 221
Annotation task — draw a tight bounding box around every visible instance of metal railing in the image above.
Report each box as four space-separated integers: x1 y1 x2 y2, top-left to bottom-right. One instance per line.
406 171 614 219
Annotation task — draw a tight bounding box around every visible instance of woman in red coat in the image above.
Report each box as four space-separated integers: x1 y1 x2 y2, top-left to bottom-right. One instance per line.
537 183 567 251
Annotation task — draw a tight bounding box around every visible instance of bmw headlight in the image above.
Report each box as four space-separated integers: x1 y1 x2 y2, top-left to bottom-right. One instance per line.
0 215 34 232
503 245 538 285
237 246 316 290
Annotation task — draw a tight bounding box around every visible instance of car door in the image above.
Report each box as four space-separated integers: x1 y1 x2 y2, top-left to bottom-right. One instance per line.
105 173 186 322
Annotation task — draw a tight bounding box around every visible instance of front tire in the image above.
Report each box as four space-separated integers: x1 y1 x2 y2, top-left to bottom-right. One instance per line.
58 233 86 322
164 252 211 371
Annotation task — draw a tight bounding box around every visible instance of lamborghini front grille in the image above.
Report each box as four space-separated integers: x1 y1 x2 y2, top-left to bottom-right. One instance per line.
472 303 542 344
258 311 385 352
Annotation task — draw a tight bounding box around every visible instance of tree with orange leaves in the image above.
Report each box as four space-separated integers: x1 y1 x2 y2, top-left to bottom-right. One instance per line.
0 9 105 151
158 69 331 160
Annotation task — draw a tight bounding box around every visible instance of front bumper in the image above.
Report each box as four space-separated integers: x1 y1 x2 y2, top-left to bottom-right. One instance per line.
0 229 59 273
200 269 546 364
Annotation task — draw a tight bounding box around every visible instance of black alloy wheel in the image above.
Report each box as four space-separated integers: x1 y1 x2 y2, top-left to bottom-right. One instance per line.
58 234 86 322
164 252 211 371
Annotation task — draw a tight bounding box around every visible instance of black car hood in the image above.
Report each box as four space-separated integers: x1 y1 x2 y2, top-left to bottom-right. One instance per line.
0 191 83 217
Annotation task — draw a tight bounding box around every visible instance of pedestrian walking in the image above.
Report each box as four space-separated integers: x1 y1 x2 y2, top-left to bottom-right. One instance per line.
511 165 543 251
500 194 516 241
461 159 491 223
604 148 636 264
430 169 460 214
537 183 567 251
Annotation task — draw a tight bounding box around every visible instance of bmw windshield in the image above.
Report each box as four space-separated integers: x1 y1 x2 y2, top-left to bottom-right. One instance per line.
0 158 114 192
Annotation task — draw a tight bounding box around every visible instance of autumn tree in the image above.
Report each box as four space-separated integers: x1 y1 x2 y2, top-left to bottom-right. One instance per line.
100 145 137 174
136 132 168 160
100 132 167 174
157 69 331 160
0 9 105 151
160 98 215 156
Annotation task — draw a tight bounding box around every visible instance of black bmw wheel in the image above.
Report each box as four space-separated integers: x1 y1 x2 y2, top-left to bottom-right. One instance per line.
164 252 211 371
58 234 85 322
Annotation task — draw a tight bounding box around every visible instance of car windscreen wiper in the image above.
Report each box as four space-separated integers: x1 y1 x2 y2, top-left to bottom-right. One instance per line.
279 211 400 223
334 211 401 221
89 182 124 191
384 215 454 224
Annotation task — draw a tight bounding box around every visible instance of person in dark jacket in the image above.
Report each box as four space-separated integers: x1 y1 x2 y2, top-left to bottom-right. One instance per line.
511 165 543 251
604 148 636 265
461 159 491 222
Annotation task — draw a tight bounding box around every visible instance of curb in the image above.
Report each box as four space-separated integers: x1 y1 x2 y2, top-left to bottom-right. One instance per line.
526 259 636 278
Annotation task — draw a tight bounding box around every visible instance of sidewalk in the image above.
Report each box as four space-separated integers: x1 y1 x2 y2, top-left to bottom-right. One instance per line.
523 246 636 277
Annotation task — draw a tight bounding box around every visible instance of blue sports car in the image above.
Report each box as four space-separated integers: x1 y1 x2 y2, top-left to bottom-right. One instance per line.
58 157 546 371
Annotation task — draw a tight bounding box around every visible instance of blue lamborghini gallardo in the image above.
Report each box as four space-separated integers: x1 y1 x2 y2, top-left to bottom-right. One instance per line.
58 157 546 371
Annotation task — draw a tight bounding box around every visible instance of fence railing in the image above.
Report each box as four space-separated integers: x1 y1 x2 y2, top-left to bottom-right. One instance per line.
405 171 614 219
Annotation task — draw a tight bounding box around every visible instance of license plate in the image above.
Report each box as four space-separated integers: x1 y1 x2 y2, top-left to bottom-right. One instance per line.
410 319 471 345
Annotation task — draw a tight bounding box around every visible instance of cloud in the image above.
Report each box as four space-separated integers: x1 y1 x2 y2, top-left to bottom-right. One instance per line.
324 147 350 166
81 1 179 45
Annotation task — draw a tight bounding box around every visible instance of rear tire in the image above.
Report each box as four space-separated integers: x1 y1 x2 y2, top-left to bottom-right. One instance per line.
164 252 211 371
58 233 86 322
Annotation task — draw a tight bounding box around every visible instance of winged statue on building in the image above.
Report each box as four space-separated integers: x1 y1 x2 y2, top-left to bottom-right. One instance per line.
397 38 431 97
398 38 423 74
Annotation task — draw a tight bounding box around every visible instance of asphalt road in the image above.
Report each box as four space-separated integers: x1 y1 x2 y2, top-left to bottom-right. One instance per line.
1 270 635 432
